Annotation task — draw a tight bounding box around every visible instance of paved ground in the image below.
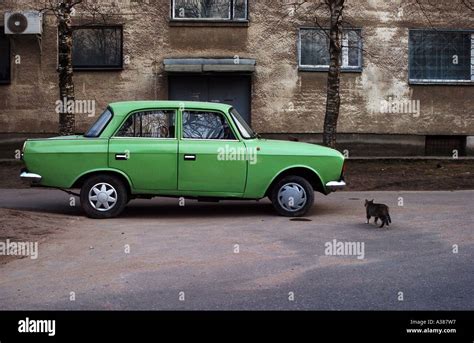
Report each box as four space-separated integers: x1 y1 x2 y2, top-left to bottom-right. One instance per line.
0 189 472 310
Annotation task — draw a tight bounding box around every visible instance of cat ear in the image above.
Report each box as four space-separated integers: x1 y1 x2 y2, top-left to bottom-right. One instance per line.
370 199 374 202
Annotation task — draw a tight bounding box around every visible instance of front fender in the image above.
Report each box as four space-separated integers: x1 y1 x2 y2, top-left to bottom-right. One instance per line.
264 164 325 196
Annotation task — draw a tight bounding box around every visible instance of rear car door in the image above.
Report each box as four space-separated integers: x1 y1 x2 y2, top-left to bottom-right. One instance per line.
108 109 178 191
178 109 247 193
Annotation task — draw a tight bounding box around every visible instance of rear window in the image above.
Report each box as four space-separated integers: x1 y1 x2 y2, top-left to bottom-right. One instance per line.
84 109 113 137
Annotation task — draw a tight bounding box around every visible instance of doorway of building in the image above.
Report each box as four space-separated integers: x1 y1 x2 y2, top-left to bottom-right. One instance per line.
168 74 251 124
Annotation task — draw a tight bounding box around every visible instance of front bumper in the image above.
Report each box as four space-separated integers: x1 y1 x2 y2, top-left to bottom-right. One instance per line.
20 170 42 183
325 180 346 192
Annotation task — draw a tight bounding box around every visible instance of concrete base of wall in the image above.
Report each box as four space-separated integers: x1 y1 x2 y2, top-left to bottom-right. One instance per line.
262 133 427 157
0 133 54 160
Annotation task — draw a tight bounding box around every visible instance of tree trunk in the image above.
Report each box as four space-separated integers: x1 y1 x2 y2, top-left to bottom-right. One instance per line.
57 0 75 135
322 0 344 148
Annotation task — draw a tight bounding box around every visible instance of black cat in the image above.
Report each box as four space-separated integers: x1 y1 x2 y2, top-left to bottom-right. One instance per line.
365 199 391 228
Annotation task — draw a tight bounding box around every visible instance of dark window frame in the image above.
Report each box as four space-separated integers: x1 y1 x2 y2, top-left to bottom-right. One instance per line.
170 0 248 22
408 29 474 85
298 27 363 73
0 28 11 84
71 25 124 71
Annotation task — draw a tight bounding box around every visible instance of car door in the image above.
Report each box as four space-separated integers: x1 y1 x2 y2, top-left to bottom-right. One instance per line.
108 109 178 191
178 109 247 193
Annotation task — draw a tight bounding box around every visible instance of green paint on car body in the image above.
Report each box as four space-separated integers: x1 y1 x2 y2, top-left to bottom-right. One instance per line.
22 100 345 203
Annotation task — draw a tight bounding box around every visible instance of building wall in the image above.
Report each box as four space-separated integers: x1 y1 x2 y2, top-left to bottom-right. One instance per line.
0 0 473 139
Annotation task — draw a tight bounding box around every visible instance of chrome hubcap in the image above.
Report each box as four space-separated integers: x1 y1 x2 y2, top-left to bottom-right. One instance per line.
277 182 307 212
88 183 118 211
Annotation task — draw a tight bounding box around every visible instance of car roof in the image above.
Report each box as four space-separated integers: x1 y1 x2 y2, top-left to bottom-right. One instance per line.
108 101 233 116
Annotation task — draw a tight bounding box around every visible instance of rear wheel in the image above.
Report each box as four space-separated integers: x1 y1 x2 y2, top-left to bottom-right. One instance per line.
270 175 314 217
80 174 128 219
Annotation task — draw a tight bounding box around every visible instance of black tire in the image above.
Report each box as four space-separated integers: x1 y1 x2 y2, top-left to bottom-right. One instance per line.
270 175 314 217
80 174 128 219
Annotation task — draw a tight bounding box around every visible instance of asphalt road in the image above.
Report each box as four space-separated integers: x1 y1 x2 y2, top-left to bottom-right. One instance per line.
0 188 473 310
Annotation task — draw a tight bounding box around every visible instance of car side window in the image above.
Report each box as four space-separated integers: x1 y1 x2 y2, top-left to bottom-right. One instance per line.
116 110 176 138
182 111 235 140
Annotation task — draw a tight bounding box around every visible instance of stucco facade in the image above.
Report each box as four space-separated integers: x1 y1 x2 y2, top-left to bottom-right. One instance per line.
0 0 473 155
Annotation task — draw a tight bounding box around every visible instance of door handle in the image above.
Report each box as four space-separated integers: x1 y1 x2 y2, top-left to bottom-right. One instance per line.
115 153 129 161
184 154 196 161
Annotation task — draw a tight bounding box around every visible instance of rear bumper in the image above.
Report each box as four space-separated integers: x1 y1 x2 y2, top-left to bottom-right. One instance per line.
20 170 42 183
325 180 346 192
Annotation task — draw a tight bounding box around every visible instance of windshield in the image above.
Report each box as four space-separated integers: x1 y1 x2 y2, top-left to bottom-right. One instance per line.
84 108 113 137
229 108 257 139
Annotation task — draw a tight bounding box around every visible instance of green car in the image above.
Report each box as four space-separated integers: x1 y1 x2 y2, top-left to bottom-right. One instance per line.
20 101 346 219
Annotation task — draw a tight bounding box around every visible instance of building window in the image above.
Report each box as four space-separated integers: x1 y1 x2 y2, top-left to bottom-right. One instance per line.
409 30 474 84
298 28 362 72
116 110 176 138
172 0 247 21
0 30 11 84
72 26 123 70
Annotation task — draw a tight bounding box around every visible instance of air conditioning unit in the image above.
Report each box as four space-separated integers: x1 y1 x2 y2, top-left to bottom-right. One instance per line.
4 11 43 35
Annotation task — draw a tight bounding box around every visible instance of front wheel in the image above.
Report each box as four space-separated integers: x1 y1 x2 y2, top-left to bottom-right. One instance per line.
80 174 128 219
270 176 314 217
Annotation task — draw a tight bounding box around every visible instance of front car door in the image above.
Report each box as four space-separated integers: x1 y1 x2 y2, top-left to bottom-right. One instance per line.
178 109 247 194
108 109 178 191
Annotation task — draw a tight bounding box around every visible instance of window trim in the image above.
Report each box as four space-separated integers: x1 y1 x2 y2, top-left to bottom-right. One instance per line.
170 0 248 22
84 107 114 138
72 25 124 71
229 107 255 139
408 28 474 85
113 109 178 139
180 108 240 141
0 28 11 85
298 27 363 73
